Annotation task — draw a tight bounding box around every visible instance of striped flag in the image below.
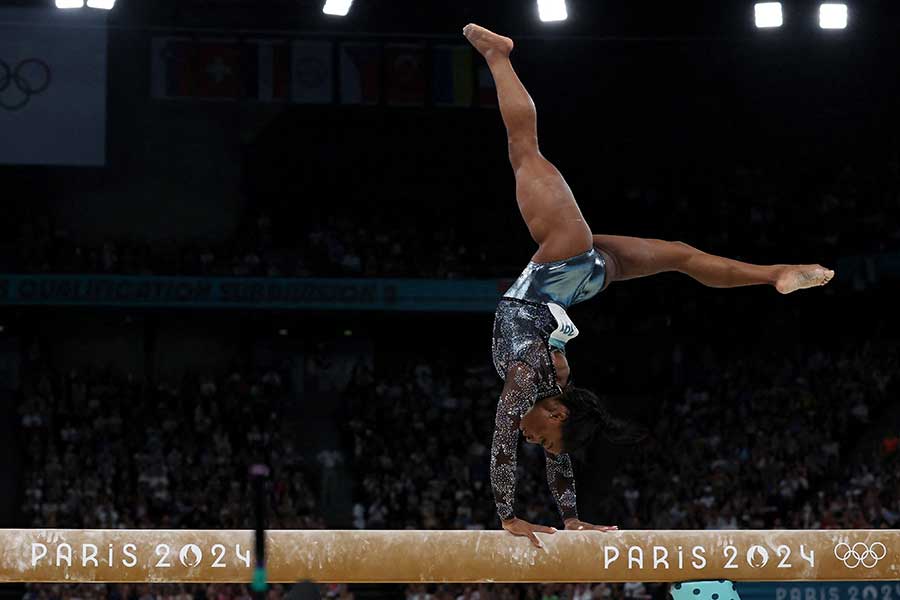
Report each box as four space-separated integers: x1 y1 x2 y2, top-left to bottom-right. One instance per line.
340 42 381 105
385 44 426 107
257 40 291 102
151 37 186 98
432 45 474 108
291 41 334 104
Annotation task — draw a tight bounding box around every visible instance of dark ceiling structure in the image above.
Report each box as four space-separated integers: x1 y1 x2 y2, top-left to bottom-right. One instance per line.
10 0 900 40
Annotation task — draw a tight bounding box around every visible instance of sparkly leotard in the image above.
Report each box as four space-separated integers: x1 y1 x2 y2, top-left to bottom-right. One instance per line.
489 247 608 522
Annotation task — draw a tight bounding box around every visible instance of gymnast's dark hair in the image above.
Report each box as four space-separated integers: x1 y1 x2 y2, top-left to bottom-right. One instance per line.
558 384 649 457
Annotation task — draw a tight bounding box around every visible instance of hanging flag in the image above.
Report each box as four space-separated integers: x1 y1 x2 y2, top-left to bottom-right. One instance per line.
340 43 381 105
385 44 426 107
151 36 185 98
152 38 253 100
241 42 260 100
432 45 474 108
476 64 498 109
0 8 107 166
291 41 334 104
257 40 291 102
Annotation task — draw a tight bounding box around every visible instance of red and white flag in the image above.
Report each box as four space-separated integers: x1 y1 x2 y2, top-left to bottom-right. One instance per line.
340 43 381 105
385 44 425 107
151 37 248 100
257 40 291 102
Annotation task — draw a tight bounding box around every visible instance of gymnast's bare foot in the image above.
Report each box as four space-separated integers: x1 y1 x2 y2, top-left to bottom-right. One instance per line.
463 24 514 61
775 265 835 294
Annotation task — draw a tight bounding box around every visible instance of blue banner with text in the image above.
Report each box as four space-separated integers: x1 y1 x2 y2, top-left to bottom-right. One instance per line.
0 275 506 312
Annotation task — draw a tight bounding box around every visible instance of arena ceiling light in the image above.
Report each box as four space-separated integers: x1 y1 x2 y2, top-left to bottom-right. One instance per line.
55 0 84 8
819 3 848 29
322 0 353 16
537 0 568 23
86 0 115 8
754 3 783 28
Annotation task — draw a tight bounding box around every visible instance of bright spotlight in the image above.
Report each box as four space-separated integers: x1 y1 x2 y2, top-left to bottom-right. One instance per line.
819 3 848 29
537 0 568 23
322 0 353 16
755 3 783 28
55 0 84 8
86 0 115 8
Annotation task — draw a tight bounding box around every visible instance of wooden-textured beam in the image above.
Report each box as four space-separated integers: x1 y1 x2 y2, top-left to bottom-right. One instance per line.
0 529 896 583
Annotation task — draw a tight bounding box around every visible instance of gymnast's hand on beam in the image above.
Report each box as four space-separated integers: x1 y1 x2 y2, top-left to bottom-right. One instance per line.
501 517 557 548
564 518 619 532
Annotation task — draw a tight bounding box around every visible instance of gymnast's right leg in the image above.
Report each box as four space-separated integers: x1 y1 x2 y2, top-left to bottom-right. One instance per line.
592 234 835 294
464 24 593 264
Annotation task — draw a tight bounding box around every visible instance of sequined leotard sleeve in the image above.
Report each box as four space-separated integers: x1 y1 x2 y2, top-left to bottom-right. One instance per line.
491 298 581 522
544 450 578 521
490 362 536 521
490 361 580 522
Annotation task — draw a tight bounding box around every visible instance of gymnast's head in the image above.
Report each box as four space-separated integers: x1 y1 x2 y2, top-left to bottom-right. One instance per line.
519 385 648 457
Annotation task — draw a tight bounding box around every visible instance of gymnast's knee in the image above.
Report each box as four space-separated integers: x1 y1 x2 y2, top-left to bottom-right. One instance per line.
666 240 699 270
508 136 540 171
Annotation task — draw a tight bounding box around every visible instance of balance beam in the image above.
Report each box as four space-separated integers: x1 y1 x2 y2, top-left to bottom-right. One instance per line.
0 529 896 583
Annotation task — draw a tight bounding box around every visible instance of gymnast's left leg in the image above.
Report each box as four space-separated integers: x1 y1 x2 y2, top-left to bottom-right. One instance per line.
592 234 834 294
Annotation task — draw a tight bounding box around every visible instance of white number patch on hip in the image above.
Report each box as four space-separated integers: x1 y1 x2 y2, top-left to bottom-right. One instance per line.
547 303 579 347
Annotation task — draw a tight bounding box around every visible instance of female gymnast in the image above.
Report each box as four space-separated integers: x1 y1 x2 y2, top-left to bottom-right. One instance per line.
463 23 835 547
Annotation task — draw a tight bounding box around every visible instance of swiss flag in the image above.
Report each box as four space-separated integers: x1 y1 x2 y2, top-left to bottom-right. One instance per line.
155 39 251 99
189 43 243 97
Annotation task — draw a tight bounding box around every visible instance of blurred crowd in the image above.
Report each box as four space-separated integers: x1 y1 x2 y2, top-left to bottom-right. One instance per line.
13 334 900 600
341 341 899 600
18 360 318 530
343 342 899 532
5 152 900 281
7 211 492 280
11 305 900 600
617 343 899 532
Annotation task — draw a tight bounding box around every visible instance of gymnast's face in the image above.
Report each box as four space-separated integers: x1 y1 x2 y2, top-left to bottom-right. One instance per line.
519 397 569 456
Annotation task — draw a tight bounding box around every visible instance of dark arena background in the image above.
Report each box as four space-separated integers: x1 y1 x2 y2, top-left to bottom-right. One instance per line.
0 1 899 600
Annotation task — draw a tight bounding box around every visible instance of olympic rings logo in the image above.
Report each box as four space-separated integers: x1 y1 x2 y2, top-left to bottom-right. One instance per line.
0 59 52 111
833 542 887 569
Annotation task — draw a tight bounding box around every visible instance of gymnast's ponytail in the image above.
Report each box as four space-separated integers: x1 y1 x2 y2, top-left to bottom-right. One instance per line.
558 384 649 457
